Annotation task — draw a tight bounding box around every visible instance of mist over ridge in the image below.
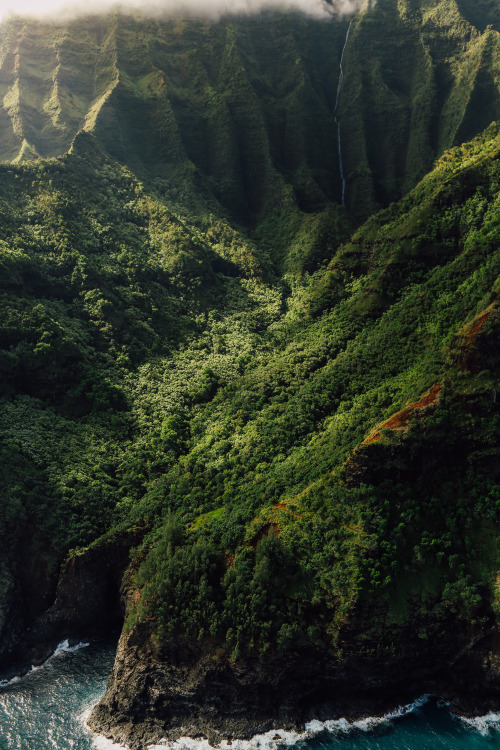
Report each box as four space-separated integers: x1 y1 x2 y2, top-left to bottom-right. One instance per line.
0 0 364 22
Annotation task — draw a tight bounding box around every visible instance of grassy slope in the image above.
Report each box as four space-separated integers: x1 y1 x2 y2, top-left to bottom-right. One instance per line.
124 124 499 658
0 3 498 661
0 133 283 615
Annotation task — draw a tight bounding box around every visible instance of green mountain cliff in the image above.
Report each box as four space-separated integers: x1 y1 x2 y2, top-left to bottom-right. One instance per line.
0 1 498 745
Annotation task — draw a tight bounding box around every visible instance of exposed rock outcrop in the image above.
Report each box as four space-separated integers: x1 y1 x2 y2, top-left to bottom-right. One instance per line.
89 619 500 750
0 530 139 679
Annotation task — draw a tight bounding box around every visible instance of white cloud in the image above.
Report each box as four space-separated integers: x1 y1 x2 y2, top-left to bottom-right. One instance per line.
0 0 363 23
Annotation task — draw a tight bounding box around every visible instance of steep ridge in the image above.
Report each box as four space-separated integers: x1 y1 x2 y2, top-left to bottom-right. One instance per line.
0 18 111 161
0 2 499 223
0 13 347 223
0 3 498 745
339 0 500 215
455 0 500 32
86 124 500 746
90 13 351 224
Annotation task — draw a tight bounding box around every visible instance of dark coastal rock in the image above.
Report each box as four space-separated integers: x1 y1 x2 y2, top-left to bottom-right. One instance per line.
0 530 140 679
88 620 500 750
29 532 135 644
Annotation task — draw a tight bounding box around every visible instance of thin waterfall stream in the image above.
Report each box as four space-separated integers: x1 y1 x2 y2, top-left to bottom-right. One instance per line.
335 21 352 205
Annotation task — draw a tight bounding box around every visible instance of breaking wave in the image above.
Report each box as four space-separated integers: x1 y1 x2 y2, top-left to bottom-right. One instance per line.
0 638 497 750
0 639 89 687
460 712 500 736
304 695 430 737
140 695 432 750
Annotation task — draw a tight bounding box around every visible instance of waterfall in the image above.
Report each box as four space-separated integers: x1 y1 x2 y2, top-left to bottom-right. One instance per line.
335 21 352 206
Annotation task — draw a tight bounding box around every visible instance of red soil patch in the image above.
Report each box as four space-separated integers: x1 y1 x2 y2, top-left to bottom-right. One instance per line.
454 304 497 371
465 309 491 342
275 502 305 519
248 503 309 550
363 383 442 445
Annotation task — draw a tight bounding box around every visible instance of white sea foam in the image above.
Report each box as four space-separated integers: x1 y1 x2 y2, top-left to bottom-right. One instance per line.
0 675 21 687
0 661 43 687
304 695 430 736
53 639 90 656
146 731 306 750
78 705 130 749
92 736 130 749
138 695 431 750
86 694 500 750
0 639 89 688
385 694 430 720
460 712 500 735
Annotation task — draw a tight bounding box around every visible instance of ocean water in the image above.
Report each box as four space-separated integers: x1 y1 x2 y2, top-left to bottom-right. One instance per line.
0 640 498 750
0 639 116 749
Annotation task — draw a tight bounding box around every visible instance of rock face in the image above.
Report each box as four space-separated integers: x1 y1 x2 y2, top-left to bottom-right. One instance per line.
28 533 135 645
0 531 138 679
89 620 500 750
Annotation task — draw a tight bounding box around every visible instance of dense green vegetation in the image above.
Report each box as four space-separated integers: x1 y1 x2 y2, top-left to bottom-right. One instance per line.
124 125 500 657
3 0 500 226
341 0 500 216
0 1 499 665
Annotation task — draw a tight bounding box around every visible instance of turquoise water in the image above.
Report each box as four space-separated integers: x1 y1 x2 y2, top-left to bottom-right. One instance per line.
0 639 498 750
305 704 500 750
0 640 116 749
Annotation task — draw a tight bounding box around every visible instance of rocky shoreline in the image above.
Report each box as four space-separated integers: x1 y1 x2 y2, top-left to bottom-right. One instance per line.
87 621 500 750
0 531 137 684
1 533 498 750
